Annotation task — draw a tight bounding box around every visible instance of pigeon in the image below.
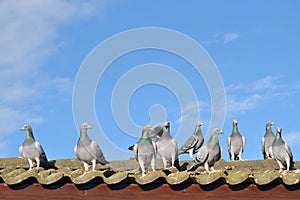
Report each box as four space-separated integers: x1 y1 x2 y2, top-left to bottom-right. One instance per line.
132 125 156 175
156 122 179 169
178 121 204 159
270 127 296 173
19 124 48 170
261 121 275 159
128 124 164 159
189 128 223 174
227 120 246 161
74 122 109 172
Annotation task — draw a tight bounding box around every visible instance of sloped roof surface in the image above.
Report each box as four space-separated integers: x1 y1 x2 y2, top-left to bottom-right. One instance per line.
0 158 300 187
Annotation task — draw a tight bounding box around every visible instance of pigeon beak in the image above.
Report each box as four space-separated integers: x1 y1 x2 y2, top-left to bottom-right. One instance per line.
197 121 204 126
164 122 170 127
220 129 223 134
271 122 274 125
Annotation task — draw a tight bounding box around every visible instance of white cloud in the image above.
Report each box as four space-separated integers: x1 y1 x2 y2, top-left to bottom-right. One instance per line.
204 32 239 45
226 94 263 114
227 76 281 92
223 33 239 43
0 0 106 153
176 101 206 125
226 76 296 114
284 132 300 146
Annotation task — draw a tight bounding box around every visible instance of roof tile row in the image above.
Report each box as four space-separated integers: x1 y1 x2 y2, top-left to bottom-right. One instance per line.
1 158 300 187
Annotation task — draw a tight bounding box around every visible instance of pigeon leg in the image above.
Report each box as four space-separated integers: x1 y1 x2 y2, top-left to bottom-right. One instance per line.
35 157 40 169
284 158 290 173
139 159 146 176
230 151 235 161
276 160 285 173
208 166 215 175
28 159 34 170
204 162 210 173
209 166 221 174
83 161 89 173
188 149 194 160
161 157 167 169
151 156 156 172
92 159 97 171
238 149 244 161
171 155 176 168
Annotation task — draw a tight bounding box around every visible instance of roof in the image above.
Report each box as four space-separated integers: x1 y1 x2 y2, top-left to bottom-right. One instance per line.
1 157 300 187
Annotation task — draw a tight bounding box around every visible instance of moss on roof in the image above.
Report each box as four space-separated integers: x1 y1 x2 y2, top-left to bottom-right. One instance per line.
0 158 300 186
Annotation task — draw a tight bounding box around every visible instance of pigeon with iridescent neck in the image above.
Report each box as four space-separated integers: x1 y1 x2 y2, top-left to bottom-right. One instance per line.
74 123 109 172
132 125 156 176
19 124 48 170
227 120 246 161
178 121 204 159
270 127 296 173
156 122 179 169
189 128 223 174
262 121 275 159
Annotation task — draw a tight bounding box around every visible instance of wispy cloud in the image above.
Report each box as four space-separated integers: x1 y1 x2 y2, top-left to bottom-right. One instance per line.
284 132 300 146
0 0 106 153
205 32 240 45
176 101 206 125
226 76 297 114
223 33 239 43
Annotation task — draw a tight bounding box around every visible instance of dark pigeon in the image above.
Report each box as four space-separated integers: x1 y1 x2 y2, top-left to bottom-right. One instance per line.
178 121 204 159
189 128 223 174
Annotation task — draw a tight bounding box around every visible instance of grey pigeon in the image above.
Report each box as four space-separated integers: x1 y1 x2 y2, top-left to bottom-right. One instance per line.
132 125 156 175
270 127 296 173
74 122 109 172
178 121 204 159
128 124 164 159
156 122 178 169
227 120 246 161
189 128 223 173
19 124 48 170
261 121 275 159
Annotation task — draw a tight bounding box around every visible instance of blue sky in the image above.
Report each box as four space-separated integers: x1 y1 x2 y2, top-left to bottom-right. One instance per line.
1 1 300 162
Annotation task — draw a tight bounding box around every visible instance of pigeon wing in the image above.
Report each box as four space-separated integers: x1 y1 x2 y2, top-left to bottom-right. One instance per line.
285 143 293 160
132 143 138 161
152 141 157 155
178 135 198 154
195 146 209 164
242 136 246 152
269 146 273 158
91 141 109 165
35 141 48 162
19 145 24 158
227 137 232 158
261 137 265 154
148 125 164 142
